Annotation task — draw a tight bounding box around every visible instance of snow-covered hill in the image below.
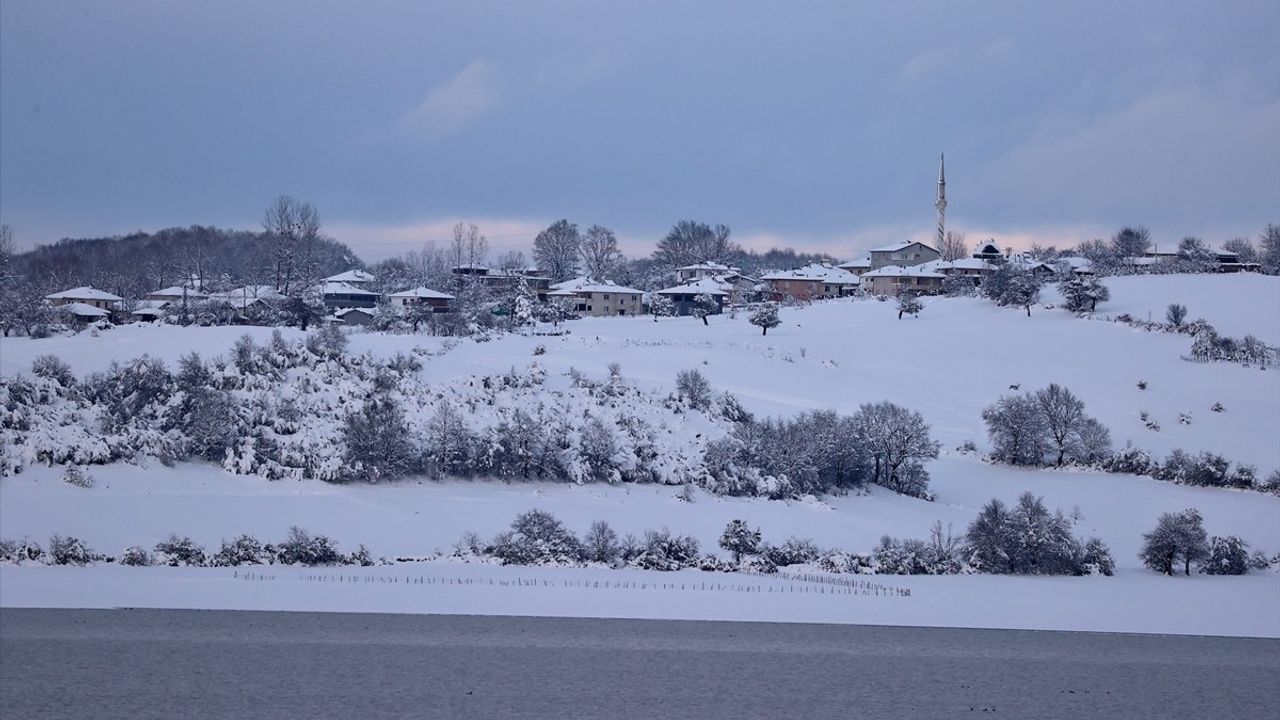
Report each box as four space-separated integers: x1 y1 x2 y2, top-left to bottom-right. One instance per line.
2 273 1278 635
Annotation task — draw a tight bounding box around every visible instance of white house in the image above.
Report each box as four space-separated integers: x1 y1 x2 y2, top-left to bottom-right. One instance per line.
861 265 946 296
676 262 741 283
548 278 645 317
387 287 454 312
324 269 376 286
45 287 122 311
868 242 941 270
320 281 380 310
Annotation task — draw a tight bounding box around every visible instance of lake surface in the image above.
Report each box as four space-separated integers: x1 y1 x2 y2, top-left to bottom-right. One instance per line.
1 608 1277 719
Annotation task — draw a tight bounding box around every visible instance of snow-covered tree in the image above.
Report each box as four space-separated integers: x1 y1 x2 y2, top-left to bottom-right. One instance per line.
648 293 675 322
1175 236 1217 272
897 292 923 319
1139 508 1209 576
982 394 1049 465
285 285 327 330
1203 535 1251 575
343 397 416 483
1111 225 1152 259
692 293 718 326
306 322 347 359
965 498 1013 573
1221 237 1257 264
675 369 713 411
718 519 762 564
852 401 940 497
577 417 621 483
533 219 581 282
582 520 620 564
1257 224 1280 275
749 303 781 336
1058 275 1109 312
490 509 584 565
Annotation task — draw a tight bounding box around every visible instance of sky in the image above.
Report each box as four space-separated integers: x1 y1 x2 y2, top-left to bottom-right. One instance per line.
2 1 1278 262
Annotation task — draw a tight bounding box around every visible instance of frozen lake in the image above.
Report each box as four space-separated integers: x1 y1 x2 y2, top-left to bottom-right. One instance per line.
2 608 1277 719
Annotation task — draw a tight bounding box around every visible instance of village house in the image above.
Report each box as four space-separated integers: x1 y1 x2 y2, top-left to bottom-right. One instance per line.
332 307 376 326
207 285 281 310
760 264 859 301
919 258 998 286
653 277 728 316
868 242 941 270
450 265 552 300
320 281 380 310
860 265 946 296
971 240 1006 262
325 269 377 286
836 258 871 276
144 285 208 304
388 287 454 312
45 286 123 311
675 262 741 283
548 278 645 317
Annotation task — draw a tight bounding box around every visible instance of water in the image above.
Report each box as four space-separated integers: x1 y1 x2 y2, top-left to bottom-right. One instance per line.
1 608 1276 719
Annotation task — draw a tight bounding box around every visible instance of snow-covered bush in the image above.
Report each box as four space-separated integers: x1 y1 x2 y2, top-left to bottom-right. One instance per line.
274 526 344 566
718 519 762 564
896 293 922 319
342 397 417 483
0 538 45 564
1058 276 1109 312
31 354 75 387
48 534 92 565
489 510 584 566
211 534 271 566
628 528 700 571
154 535 207 567
964 494 1105 576
119 546 152 566
983 384 1110 467
62 465 93 488
1139 508 1209 576
873 522 964 575
1202 535 1251 575
306 323 348 359
675 369 713 412
764 537 821 567
582 520 621 565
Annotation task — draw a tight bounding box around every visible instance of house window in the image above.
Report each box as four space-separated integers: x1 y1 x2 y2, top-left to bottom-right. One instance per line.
603 294 610 299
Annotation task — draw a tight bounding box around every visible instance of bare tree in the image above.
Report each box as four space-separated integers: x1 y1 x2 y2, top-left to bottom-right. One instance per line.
654 220 737 269
449 222 489 271
497 250 528 273
262 196 322 293
533 219 581 281
579 224 624 280
1221 237 1256 264
940 230 968 261
1111 225 1151 259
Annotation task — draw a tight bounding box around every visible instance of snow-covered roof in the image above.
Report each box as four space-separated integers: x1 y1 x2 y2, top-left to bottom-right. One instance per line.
655 278 729 296
677 261 740 273
58 302 111 317
861 265 946 279
388 286 455 300
333 307 374 318
567 283 645 295
972 241 1003 256
130 307 166 318
146 286 207 299
133 299 170 311
321 281 380 296
869 241 939 254
836 258 871 269
45 286 123 302
325 269 376 284
207 286 281 309
919 258 996 274
759 264 860 284
1056 256 1093 269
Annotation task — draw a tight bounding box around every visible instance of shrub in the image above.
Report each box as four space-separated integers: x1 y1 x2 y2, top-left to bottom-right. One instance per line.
582 520 621 565
4 538 45 564
32 355 75 386
764 537 821 567
62 465 93 488
154 535 207 566
718 519 762 564
274 526 343 566
629 529 700 571
1203 536 1250 575
49 534 92 566
211 534 270 566
306 323 348 359
347 544 375 567
119 546 152 566
489 510 583 566
675 369 713 412
1081 538 1115 576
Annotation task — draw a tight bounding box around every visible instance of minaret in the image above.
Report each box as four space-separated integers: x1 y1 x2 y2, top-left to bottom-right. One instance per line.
935 153 947 250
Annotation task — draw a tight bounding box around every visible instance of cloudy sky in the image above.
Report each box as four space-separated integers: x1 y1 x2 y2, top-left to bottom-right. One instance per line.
2 1 1277 261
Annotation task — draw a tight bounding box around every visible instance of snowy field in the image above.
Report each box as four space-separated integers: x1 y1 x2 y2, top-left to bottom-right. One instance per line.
2 273 1278 635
